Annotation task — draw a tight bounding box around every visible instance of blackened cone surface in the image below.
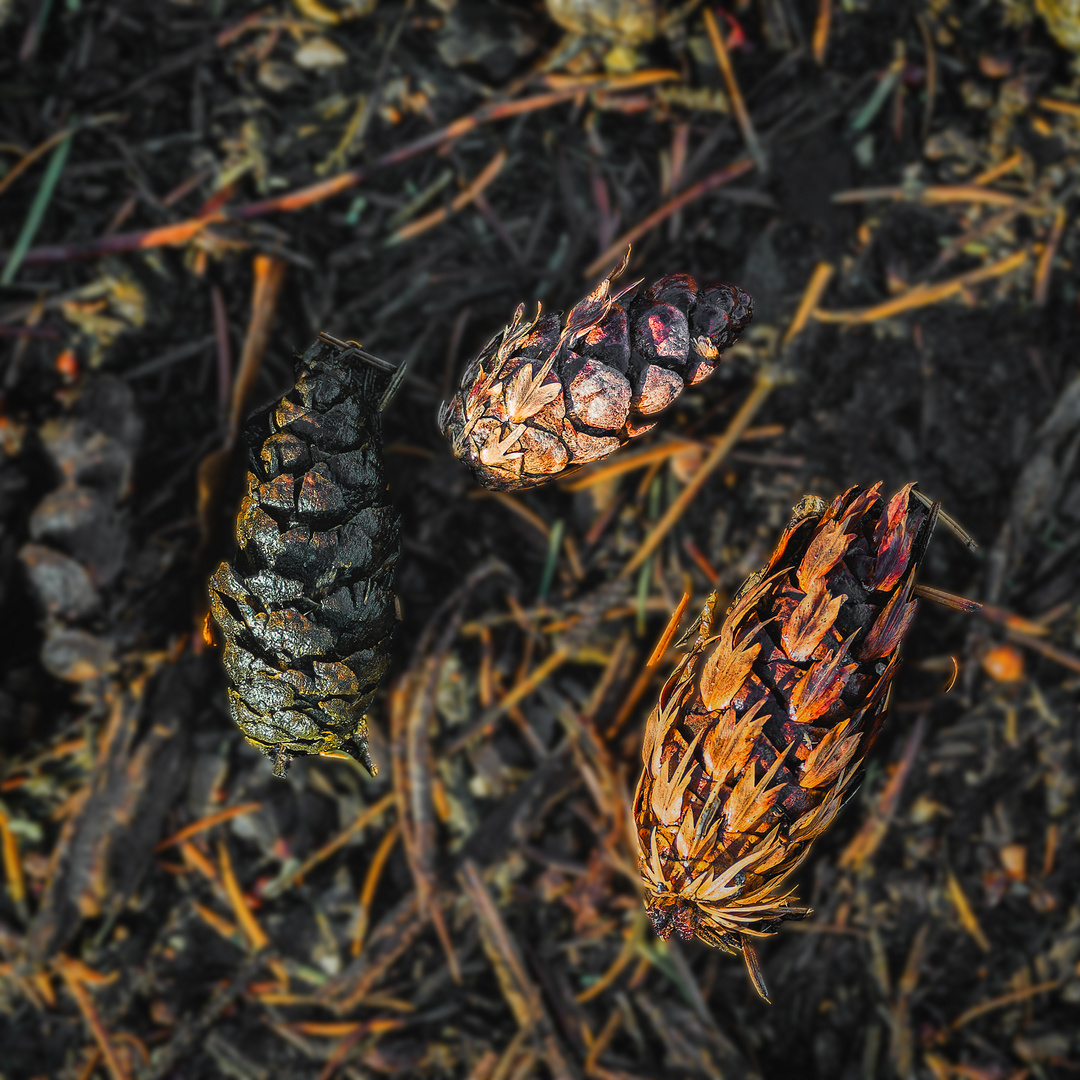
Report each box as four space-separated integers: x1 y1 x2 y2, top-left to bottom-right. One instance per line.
208 338 400 777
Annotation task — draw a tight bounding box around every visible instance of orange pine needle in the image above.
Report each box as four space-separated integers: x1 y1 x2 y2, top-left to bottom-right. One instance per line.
216 840 269 952
0 809 27 907
155 802 262 852
812 249 1029 325
351 821 402 955
57 957 131 1080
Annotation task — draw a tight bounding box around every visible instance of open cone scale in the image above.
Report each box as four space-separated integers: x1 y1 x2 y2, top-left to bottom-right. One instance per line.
635 483 939 1000
439 251 753 489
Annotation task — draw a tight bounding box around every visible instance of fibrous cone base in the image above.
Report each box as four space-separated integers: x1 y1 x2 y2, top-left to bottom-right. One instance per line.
635 483 938 999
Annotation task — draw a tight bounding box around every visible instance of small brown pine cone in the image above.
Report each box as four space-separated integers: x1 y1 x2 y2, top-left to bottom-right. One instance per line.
438 252 752 490
634 483 939 1000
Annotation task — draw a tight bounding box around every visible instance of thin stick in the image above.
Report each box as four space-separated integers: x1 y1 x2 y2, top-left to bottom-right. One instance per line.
584 157 753 278
702 9 766 173
618 373 774 578
154 802 262 852
812 248 1029 324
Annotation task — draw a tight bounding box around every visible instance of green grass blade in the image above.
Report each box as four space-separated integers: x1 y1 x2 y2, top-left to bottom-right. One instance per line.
2 131 72 286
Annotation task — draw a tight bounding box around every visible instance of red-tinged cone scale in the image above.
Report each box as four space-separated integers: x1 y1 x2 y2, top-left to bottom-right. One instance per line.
438 252 752 490
634 483 939 1001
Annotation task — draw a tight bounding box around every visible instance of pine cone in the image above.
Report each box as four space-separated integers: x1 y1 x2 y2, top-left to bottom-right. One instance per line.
208 337 401 778
438 253 752 490
634 483 938 1000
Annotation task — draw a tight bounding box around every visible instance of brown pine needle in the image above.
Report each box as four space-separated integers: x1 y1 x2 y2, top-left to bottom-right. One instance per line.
951 980 1061 1030
702 8 766 173
945 869 991 952
832 185 1019 207
561 426 784 493
812 249 1029 324
154 802 262 852
575 913 643 1002
468 489 552 539
647 591 691 667
619 371 775 579
57 957 132 1080
179 840 219 882
0 809 27 908
266 791 396 898
388 148 507 245
782 261 835 348
446 646 571 753
1037 96 1080 117
352 821 402 956
913 584 1046 635
839 715 925 870
608 592 691 739
812 0 832 64
973 151 1024 186
619 260 830 580
192 901 242 942
1034 204 1067 307
0 113 120 200
216 840 270 952
584 157 754 278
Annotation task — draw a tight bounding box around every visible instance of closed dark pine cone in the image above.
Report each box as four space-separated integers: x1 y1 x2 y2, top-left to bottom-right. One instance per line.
209 337 400 778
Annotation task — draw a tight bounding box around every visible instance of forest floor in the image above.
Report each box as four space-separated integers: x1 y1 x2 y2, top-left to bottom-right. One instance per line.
1 0 1079 1078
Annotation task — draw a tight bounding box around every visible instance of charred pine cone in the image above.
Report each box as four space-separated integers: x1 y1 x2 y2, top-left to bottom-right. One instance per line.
439 252 752 490
634 483 938 1001
208 337 401 778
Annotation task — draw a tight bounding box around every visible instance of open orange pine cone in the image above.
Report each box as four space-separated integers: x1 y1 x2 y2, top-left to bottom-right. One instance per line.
634 483 940 1001
439 250 753 490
